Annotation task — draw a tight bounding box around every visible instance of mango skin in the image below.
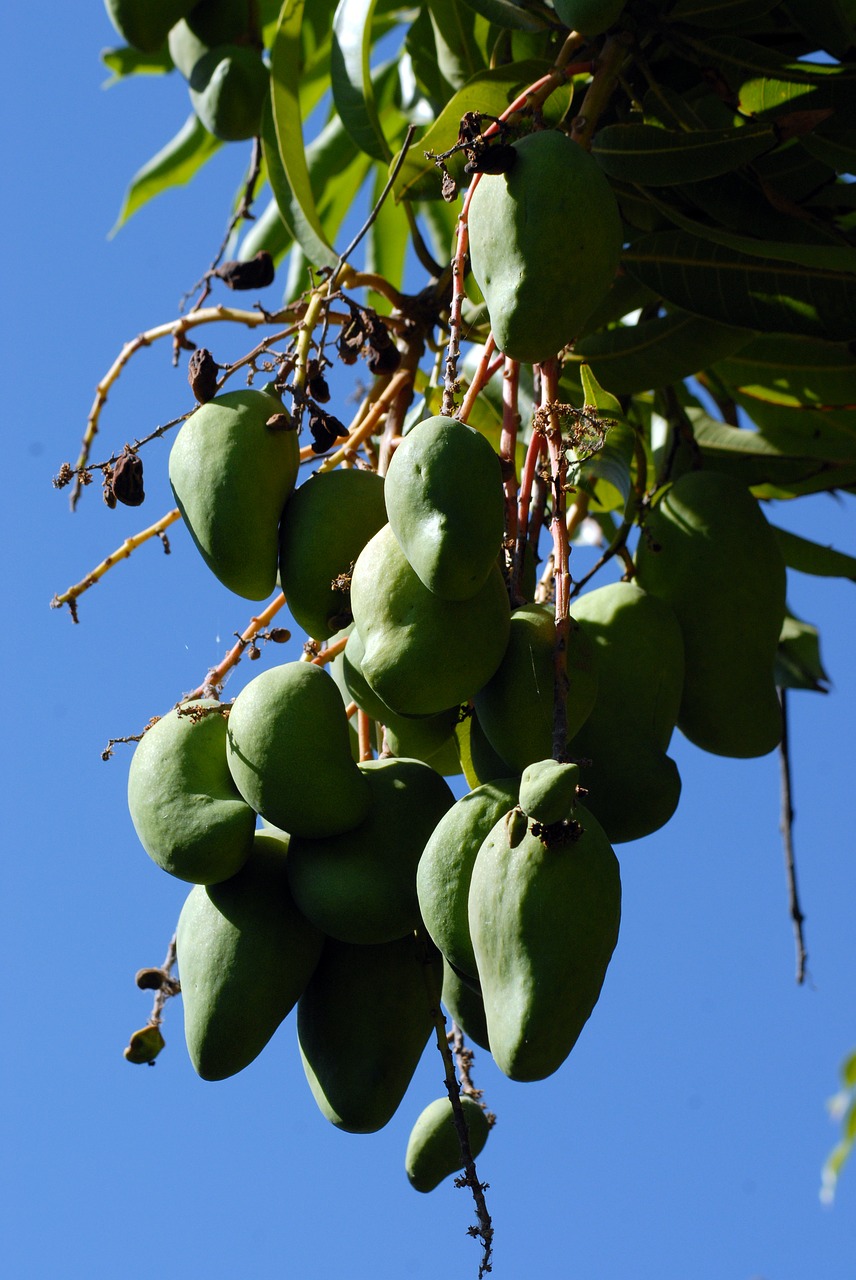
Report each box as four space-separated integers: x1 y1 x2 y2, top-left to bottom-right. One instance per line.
286 757 455 945
384 416 504 601
350 524 511 716
189 45 269 142
553 0 626 35
278 468 386 641
467 130 622 364
225 662 371 838
128 698 255 884
518 759 580 826
569 581 684 842
469 803 621 1082
441 959 490 1051
298 935 443 1133
635 471 786 757
474 603 598 773
417 777 520 979
405 1096 491 1193
104 0 196 52
169 389 298 600
176 831 324 1081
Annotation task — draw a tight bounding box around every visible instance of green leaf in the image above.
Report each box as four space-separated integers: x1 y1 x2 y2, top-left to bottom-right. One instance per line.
269 0 339 270
680 34 856 117
668 0 778 26
592 122 777 186
622 230 856 342
110 115 222 234
456 0 547 31
566 311 750 396
843 1050 856 1090
331 0 392 162
393 59 569 200
713 336 856 410
772 528 856 582
775 611 830 692
101 45 173 83
571 367 634 512
778 0 856 60
426 0 485 90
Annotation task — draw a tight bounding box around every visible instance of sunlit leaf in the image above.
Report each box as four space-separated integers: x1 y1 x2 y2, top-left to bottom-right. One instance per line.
110 114 221 234
101 45 173 83
332 0 392 162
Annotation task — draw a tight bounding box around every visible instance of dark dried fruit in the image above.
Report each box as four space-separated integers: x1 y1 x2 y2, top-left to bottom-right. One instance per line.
269 628 291 643
307 372 331 403
367 344 401 375
337 317 365 365
465 142 518 176
135 967 167 991
309 411 348 455
266 411 296 432
215 251 275 291
188 348 220 403
112 449 145 507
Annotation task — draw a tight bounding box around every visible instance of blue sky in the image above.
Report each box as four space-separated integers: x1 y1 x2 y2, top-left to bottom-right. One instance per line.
4 6 856 1278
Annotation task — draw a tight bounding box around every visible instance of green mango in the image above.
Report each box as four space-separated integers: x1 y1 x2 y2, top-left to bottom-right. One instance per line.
518 759 580 826
569 581 684 842
169 388 298 600
384 416 504 601
350 524 511 716
635 471 787 757
298 934 442 1133
104 0 196 53
185 0 252 47
473 603 598 773
441 959 490 1051
553 0 626 35
286 757 455 944
167 20 209 77
405 1096 491 1193
417 777 520 979
176 830 324 1080
188 44 269 142
463 711 517 786
128 698 255 884
225 661 371 837
467 130 623 364
278 468 386 641
469 803 621 1082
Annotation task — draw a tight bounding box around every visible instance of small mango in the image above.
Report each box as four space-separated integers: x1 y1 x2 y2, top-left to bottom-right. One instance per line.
518 759 580 826
405 1096 491 1193
189 45 269 142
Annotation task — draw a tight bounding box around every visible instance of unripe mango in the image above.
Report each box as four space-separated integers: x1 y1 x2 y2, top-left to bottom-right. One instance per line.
278 468 386 640
104 0 196 53
569 581 684 842
384 416 504 600
518 759 580 826
225 662 371 837
128 699 255 884
467 130 622 363
473 603 598 772
469 803 620 1082
405 1096 491 1193
350 524 510 716
635 471 786 757
169 388 298 600
441 959 490 1051
298 935 442 1133
189 45 269 141
417 777 520 979
176 831 324 1080
553 0 626 35
286 757 455 945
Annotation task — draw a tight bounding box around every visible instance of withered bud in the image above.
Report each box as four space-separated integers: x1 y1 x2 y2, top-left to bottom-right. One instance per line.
135 967 167 991
188 348 219 403
53 462 73 489
249 644 261 660
367 343 402 376
269 628 291 644
307 372 331 403
111 450 145 507
308 410 348 455
337 317 365 365
103 467 117 510
441 168 458 202
215 251 275 291
266 411 297 432
464 142 518 176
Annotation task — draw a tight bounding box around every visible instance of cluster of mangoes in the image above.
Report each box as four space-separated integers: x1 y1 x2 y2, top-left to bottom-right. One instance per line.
105 0 269 140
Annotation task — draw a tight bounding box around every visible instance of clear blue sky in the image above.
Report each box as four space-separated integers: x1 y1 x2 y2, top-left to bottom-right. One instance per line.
4 7 856 1278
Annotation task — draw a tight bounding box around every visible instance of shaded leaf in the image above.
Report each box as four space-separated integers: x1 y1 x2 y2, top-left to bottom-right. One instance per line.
110 115 221 234
569 366 634 512
681 34 855 119
775 611 830 692
772 527 856 582
457 0 547 31
427 0 485 90
713 336 856 410
592 122 776 186
778 0 856 60
622 230 856 341
668 0 778 25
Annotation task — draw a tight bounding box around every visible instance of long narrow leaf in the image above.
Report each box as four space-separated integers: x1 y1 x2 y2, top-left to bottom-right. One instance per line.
332 0 391 162
110 115 221 234
593 122 776 186
772 528 856 582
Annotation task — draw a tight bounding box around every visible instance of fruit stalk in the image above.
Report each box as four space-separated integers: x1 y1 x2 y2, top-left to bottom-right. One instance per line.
540 361 572 761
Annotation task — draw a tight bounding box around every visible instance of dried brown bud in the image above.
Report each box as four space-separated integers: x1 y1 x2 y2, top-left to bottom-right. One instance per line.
135 967 167 991
111 450 145 507
366 343 402 376
188 348 219 403
269 628 291 644
441 167 457 202
308 373 331 403
215 251 275 291
53 462 73 489
266 411 296 432
103 467 117 509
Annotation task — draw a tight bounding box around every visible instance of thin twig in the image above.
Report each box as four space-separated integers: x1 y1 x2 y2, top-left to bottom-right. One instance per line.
331 126 418 289
184 593 289 700
778 688 808 984
183 136 265 312
50 508 181 621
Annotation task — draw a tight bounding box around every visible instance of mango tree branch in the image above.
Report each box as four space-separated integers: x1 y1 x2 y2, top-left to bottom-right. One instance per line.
50 507 181 622
778 688 809 985
185 592 288 700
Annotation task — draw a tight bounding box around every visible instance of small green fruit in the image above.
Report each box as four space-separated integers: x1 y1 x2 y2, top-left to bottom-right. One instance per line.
124 1025 165 1065
104 0 196 53
405 1096 491 1193
189 44 269 141
468 130 622 363
441 960 490 1051
169 388 299 600
518 759 580 826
